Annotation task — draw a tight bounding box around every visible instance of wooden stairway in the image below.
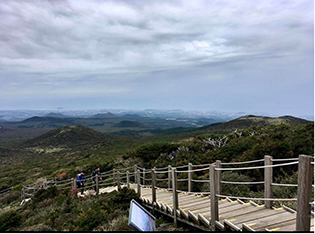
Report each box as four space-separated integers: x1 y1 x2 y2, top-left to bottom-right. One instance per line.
139 187 314 232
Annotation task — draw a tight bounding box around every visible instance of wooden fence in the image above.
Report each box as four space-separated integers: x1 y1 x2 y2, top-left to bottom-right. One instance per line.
20 154 314 232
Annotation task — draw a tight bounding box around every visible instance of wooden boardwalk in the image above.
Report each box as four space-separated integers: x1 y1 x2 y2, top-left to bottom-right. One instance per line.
139 187 314 232
21 155 314 232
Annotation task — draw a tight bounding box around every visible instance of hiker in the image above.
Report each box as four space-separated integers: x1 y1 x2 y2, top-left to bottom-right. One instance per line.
76 171 85 194
92 167 103 192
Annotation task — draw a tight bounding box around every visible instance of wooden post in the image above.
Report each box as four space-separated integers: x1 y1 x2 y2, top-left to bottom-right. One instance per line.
188 163 192 192
264 155 273 208
296 155 313 232
172 168 179 226
134 165 137 183
137 169 141 196
126 171 130 188
210 164 218 231
151 169 156 204
113 169 116 186
21 188 25 201
143 168 146 186
95 174 99 195
117 171 121 189
215 160 222 196
168 165 172 189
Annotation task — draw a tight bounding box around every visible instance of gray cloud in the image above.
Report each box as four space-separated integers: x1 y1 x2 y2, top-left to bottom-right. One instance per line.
0 0 313 117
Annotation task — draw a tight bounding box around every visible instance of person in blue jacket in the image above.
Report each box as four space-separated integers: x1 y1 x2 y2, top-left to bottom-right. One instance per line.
76 171 85 194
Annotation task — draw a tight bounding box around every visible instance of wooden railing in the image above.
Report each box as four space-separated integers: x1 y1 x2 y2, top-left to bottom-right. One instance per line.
20 154 314 232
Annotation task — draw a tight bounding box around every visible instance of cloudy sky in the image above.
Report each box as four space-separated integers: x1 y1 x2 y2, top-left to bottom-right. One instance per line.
0 0 313 118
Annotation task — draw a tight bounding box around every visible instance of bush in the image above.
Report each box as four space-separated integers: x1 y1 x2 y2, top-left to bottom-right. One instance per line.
33 186 59 203
0 210 21 231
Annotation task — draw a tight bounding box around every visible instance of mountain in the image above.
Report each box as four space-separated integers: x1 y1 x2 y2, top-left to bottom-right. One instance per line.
200 115 311 133
114 120 149 128
92 112 117 119
20 116 76 128
22 125 114 151
44 113 67 118
121 114 143 119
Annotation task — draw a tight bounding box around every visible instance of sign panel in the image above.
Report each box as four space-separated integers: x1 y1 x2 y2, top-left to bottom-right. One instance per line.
128 199 156 232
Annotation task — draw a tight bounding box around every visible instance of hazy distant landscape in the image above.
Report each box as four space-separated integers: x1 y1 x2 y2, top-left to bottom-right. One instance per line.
0 109 313 231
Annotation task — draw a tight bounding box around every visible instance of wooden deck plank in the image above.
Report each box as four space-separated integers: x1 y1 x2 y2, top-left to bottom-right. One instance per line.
219 205 265 220
241 210 295 231
256 214 296 231
265 219 296 232
140 188 303 232
221 207 282 224
226 209 288 228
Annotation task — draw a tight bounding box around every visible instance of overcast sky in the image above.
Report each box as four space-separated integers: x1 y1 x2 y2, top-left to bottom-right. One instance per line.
0 0 313 118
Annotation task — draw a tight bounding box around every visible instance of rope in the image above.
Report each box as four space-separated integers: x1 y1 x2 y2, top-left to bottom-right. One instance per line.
272 158 298 162
155 170 171 174
221 159 265 165
192 163 212 167
155 166 169 170
191 179 209 183
175 164 189 169
220 181 264 185
142 170 153 174
176 167 210 173
271 183 298 187
0 187 12 193
215 161 299 171
156 178 169 181
177 179 188 182
216 194 297 201
101 169 114 175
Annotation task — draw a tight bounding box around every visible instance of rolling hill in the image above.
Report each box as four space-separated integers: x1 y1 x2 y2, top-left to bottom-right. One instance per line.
21 125 114 152
199 115 311 133
91 112 118 119
114 120 149 128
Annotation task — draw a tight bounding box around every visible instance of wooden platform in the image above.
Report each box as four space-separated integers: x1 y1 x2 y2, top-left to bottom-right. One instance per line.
139 187 314 232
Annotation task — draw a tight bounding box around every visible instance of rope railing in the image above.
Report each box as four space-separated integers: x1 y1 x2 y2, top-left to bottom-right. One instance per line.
0 187 12 194
271 183 298 187
192 163 212 167
215 161 299 171
220 181 264 185
155 170 171 174
176 167 209 173
271 158 298 162
155 166 169 170
220 158 265 165
156 178 169 181
177 178 188 182
191 179 209 183
101 169 114 175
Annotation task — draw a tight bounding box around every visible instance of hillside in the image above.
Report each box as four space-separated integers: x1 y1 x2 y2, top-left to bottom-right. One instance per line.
22 125 114 152
114 120 149 128
91 112 117 119
199 115 311 133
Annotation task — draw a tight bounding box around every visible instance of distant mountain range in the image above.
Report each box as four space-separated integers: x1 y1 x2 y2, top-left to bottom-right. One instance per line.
0 114 312 145
8 115 310 152
91 112 117 119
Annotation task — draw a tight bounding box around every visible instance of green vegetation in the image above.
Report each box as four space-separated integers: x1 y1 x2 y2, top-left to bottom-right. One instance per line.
0 115 313 231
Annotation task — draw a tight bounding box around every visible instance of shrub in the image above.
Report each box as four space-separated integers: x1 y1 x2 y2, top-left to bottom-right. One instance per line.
0 210 21 231
33 186 59 203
